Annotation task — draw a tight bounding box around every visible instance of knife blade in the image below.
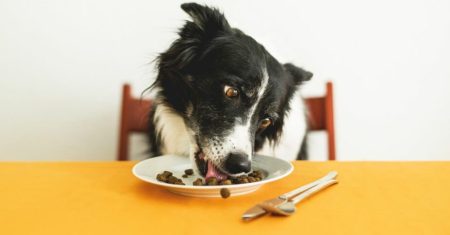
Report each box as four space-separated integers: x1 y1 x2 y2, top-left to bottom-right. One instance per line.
241 205 266 221
241 196 287 221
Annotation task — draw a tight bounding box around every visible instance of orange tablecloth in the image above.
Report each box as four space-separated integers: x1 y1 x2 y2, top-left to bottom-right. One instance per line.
1 161 450 235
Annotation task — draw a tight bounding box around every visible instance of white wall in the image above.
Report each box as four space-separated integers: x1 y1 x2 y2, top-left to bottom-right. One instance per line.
1 0 449 161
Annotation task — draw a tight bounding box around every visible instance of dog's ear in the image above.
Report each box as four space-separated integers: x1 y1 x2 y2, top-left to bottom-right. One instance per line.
181 3 231 36
157 3 231 72
284 63 313 85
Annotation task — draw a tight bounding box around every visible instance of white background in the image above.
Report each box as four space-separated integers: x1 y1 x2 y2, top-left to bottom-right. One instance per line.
1 0 449 161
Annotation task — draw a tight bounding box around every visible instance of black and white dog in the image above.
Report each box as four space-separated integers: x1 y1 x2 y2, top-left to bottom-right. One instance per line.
148 3 312 180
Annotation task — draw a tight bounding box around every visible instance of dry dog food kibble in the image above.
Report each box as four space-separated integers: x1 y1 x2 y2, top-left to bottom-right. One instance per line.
156 171 185 185
156 170 264 187
249 170 263 179
229 171 264 184
220 188 230 198
184 169 194 175
206 177 218 185
193 178 204 186
156 171 172 182
219 179 232 185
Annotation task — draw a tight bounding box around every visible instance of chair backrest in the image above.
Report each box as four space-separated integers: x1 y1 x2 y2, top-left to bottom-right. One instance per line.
117 84 152 161
117 82 335 161
304 82 336 160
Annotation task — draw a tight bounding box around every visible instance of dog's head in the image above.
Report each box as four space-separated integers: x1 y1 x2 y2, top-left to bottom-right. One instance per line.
153 3 312 179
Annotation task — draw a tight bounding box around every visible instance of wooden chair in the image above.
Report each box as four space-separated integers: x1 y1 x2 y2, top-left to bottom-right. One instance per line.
117 82 335 161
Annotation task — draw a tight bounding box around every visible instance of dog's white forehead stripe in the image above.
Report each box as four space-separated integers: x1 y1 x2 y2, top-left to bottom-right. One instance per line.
246 69 269 125
256 70 270 103
221 69 270 159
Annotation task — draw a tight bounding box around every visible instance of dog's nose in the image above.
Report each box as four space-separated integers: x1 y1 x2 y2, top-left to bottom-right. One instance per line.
224 152 251 174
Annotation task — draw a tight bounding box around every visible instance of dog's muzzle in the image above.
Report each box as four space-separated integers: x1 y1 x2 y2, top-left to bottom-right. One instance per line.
194 150 251 180
224 152 251 174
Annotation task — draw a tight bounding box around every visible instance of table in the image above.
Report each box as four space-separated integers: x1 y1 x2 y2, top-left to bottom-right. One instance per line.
1 161 450 235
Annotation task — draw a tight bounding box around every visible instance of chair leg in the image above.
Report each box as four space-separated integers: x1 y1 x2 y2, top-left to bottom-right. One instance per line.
326 82 336 161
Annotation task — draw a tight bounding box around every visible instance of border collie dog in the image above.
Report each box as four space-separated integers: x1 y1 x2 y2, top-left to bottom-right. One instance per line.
148 3 312 180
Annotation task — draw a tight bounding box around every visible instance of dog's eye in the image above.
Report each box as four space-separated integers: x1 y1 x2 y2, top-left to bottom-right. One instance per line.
224 86 239 98
259 118 272 129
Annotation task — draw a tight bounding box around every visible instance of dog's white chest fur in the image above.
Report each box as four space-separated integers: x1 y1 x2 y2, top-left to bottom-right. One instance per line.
153 90 307 161
153 104 191 156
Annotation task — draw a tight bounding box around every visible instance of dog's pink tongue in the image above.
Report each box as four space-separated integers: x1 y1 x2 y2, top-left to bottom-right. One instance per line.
205 160 227 181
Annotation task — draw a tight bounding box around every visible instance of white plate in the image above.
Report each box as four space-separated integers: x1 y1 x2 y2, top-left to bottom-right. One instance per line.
132 154 293 197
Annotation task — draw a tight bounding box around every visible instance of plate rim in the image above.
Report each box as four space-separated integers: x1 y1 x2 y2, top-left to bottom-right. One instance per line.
132 154 294 190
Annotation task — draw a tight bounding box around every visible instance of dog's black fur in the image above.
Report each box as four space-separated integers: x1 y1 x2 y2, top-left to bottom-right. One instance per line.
147 3 312 176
